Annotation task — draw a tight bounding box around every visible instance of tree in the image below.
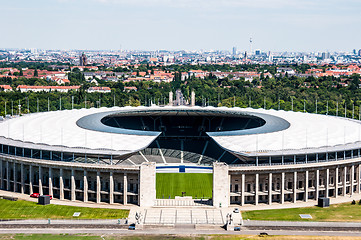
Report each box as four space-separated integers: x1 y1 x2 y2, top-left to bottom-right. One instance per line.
350 74 360 90
34 69 38 77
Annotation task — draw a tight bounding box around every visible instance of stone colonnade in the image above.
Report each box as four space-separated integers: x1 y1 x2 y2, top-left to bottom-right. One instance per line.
2 155 361 208
0 156 147 205
227 160 361 206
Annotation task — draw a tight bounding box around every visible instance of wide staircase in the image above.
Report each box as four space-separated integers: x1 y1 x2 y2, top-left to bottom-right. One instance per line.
143 208 225 225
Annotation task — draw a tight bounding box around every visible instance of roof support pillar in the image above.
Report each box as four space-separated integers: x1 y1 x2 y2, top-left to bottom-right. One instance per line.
29 165 33 195
281 172 285 204
293 171 297 203
268 173 272 205
59 168 64 200
343 166 347 197
38 166 43 196
335 167 338 198
315 169 319 200
326 168 329 198
241 173 245 206
255 173 259 205
304 170 308 202
96 170 101 203
83 170 88 203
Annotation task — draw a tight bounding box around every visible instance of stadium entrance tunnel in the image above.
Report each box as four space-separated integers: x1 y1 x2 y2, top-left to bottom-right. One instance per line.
101 112 267 165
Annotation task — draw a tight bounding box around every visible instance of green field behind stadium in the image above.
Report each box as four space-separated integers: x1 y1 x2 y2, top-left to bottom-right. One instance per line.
156 173 213 199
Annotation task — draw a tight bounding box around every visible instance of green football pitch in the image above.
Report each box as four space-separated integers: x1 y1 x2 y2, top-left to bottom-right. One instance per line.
156 173 213 199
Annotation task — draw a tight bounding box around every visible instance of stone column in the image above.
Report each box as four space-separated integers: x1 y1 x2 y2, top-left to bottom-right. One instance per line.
137 175 140 205
83 170 88 203
123 173 128 205
109 171 114 204
96 170 101 203
228 174 231 207
351 165 355 195
304 170 309 202
38 166 43 196
29 165 33 195
13 161 16 192
6 161 9 190
357 164 361 194
59 168 64 200
48 167 53 197
255 173 259 205
139 162 157 207
315 169 319 200
0 159 3 190
20 163 24 194
326 168 330 198
241 173 245 206
71 169 76 201
293 171 297 203
335 167 338 198
281 172 285 204
343 166 347 196
268 172 272 205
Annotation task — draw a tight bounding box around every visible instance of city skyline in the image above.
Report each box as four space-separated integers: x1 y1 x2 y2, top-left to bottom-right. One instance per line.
1 0 360 52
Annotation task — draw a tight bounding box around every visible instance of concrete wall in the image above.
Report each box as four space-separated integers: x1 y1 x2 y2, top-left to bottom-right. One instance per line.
213 162 229 208
139 162 156 207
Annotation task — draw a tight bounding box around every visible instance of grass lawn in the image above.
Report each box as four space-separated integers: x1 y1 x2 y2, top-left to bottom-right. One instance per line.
2 234 361 240
0 199 129 219
156 173 212 199
0 234 101 240
243 202 361 222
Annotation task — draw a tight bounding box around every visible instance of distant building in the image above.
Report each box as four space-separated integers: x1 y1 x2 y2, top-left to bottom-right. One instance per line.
321 52 330 60
53 78 70 85
359 49 361 56
124 86 137 92
70 66 98 71
232 47 237 56
255 49 261 55
188 70 209 79
79 53 87 66
277 67 296 76
87 87 111 93
0 85 12 92
17 85 80 93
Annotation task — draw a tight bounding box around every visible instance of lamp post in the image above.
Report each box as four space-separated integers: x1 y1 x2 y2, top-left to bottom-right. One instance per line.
303 99 306 113
18 100 21 116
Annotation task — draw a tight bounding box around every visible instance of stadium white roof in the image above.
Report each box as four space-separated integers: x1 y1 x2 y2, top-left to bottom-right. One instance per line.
0 106 361 157
211 107 361 156
0 107 159 155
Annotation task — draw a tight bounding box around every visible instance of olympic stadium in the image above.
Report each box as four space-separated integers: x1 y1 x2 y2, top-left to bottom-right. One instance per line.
1 104 361 208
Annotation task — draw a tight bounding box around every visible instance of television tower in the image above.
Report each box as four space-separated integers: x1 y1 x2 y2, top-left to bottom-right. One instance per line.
249 37 253 55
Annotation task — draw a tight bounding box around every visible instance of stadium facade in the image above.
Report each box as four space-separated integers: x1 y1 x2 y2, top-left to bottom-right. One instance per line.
1 105 361 207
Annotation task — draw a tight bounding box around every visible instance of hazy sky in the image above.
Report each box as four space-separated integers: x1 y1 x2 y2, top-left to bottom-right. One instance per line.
1 0 360 52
